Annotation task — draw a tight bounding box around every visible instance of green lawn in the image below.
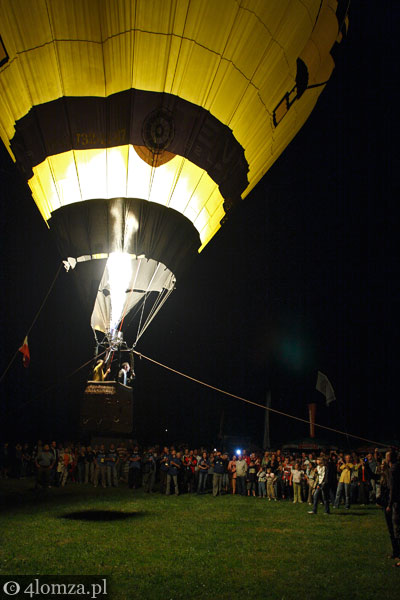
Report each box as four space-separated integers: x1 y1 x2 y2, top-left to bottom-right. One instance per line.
0 480 398 600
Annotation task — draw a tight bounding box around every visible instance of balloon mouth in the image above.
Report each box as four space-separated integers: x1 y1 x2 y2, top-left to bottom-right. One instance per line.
90 253 176 338
107 252 134 331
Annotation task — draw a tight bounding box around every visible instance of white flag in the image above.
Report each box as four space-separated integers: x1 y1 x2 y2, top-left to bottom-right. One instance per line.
316 371 336 406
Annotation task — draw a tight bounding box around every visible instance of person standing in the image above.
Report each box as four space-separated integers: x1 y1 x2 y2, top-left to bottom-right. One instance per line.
266 467 276 501
118 362 131 386
221 452 230 493
106 444 119 487
166 450 181 496
246 460 257 497
77 446 87 484
92 359 110 381
86 445 96 484
236 454 248 496
35 444 55 490
305 462 317 505
367 450 379 503
358 458 373 505
212 451 225 497
386 451 400 567
334 454 354 509
197 452 209 494
94 444 107 488
290 462 304 503
116 442 128 483
228 455 237 494
159 447 170 494
48 441 59 486
257 465 267 498
128 446 141 489
308 457 330 514
142 447 156 493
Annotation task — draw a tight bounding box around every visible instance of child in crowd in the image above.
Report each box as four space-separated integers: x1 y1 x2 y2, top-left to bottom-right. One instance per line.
266 467 277 501
257 465 267 498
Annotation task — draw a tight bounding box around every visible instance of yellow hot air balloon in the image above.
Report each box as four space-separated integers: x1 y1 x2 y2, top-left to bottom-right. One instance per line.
0 0 349 350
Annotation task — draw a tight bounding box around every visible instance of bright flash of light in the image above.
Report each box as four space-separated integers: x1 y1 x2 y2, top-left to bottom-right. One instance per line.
107 252 133 331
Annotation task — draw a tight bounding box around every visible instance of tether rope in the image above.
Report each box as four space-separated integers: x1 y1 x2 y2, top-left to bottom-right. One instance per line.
133 350 395 449
0 263 62 383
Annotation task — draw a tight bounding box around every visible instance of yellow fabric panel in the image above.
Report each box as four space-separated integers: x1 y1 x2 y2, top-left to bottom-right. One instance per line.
131 30 174 94
300 3 338 82
75 148 107 200
101 0 135 39
255 51 293 111
183 0 238 56
103 32 134 96
196 190 225 251
0 53 33 127
272 1 315 77
205 60 250 127
48 0 102 42
29 160 60 221
6 0 53 52
314 54 335 86
223 8 274 82
314 5 339 58
134 0 185 36
28 145 225 247
167 158 216 221
127 146 153 200
174 40 225 109
46 151 82 206
55 40 105 97
0 0 342 253
18 45 63 107
229 85 270 150
106 146 130 198
244 86 322 198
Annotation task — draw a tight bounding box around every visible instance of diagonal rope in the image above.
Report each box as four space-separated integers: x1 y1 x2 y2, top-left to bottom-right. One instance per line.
133 350 396 449
5 350 107 416
0 262 63 383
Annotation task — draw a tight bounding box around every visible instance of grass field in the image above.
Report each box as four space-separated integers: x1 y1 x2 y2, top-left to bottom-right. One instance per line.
0 479 398 600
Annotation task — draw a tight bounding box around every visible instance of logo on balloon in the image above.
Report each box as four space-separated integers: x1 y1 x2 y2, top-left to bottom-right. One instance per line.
142 109 175 153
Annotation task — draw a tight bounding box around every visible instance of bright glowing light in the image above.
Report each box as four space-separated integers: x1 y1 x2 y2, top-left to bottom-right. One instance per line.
107 252 133 331
236 449 241 456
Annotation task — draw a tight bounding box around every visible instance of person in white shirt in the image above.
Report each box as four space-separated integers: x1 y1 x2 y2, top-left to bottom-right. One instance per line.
308 457 330 514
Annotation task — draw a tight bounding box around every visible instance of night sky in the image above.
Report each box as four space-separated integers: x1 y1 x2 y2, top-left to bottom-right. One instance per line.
0 1 398 448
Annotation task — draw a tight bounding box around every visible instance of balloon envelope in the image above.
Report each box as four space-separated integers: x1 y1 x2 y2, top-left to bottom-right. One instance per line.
0 0 348 336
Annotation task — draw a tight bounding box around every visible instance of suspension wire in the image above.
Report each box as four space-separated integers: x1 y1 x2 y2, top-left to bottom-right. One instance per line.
5 349 108 417
136 289 166 340
133 350 397 449
136 286 174 343
134 291 149 345
118 257 143 333
0 262 63 383
133 261 163 345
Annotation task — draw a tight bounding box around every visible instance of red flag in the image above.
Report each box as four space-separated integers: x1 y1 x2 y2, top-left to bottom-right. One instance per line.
18 336 30 368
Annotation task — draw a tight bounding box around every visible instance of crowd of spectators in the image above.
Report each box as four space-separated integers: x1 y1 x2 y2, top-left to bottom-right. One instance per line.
2 440 399 566
0 440 393 506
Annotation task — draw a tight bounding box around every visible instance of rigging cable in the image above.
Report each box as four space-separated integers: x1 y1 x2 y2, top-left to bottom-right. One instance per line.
133 350 397 449
0 262 62 383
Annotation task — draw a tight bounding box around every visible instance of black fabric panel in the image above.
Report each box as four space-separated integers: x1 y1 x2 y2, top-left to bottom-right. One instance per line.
11 89 248 206
336 0 350 33
68 258 108 328
48 197 200 277
296 58 309 99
